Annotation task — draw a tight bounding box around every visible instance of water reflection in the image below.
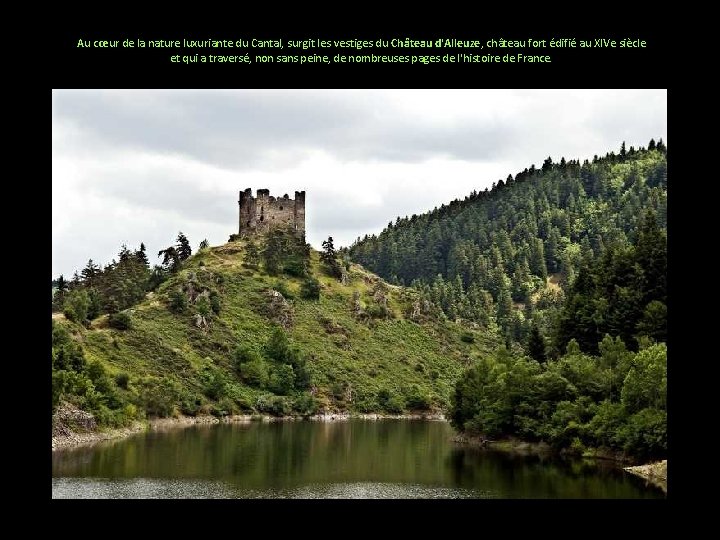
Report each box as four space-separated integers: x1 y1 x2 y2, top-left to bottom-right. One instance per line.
52 420 664 499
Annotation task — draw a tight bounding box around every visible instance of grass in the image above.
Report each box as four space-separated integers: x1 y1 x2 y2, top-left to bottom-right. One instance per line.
57 238 502 415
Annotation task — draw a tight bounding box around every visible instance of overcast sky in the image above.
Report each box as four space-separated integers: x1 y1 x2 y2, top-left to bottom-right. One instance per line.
52 89 667 278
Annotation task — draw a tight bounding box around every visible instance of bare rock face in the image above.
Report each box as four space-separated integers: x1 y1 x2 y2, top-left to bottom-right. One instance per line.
411 300 422 320
266 289 294 329
52 402 97 436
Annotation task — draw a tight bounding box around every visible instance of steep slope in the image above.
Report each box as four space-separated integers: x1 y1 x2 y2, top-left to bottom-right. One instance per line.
53 238 501 425
349 142 667 347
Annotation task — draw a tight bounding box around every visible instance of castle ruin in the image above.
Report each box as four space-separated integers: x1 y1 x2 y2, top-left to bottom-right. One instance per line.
238 188 305 236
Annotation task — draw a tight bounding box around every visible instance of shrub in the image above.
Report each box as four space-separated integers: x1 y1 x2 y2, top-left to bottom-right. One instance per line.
366 304 388 319
136 377 180 418
114 372 130 389
169 289 187 313
269 364 296 395
378 388 406 413
274 280 294 300
256 394 292 416
300 277 321 300
617 408 667 460
293 393 319 416
233 344 261 368
385 394 405 414
239 359 269 388
209 291 221 315
460 332 475 344
64 289 90 323
108 311 132 330
406 385 432 410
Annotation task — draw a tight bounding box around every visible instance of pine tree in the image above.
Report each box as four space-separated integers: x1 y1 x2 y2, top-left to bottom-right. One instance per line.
135 242 149 267
321 236 342 278
527 324 546 362
176 232 192 261
158 246 180 273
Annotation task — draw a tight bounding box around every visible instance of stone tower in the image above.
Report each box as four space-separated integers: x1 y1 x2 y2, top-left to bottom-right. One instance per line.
238 188 305 236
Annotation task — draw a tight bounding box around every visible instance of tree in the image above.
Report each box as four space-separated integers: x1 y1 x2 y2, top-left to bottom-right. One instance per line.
527 324 546 362
321 236 342 278
158 246 180 273
63 289 90 323
621 343 667 414
135 242 149 267
176 232 192 261
56 275 68 295
300 277 321 300
81 259 101 287
53 274 68 310
199 239 209 250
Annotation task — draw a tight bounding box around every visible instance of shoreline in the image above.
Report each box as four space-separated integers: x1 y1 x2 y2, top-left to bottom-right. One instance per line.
52 411 446 451
453 433 667 493
623 460 667 493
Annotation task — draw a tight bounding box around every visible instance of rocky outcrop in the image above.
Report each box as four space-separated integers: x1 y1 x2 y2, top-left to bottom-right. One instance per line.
52 402 97 436
624 460 667 493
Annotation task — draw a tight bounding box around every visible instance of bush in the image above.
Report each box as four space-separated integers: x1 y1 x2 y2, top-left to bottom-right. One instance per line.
233 344 261 368
366 304 389 319
256 394 292 416
274 280 294 300
617 408 667 460
385 394 405 414
209 291 221 315
378 389 405 413
460 332 475 343
269 364 296 395
300 277 321 300
64 289 90 323
169 289 187 313
108 311 132 330
114 372 130 389
239 359 269 388
202 369 228 400
211 397 237 417
406 385 432 410
293 393 319 416
284 258 307 277
136 377 180 418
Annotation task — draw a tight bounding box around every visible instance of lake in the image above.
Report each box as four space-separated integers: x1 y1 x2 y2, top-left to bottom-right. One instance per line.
52 419 664 499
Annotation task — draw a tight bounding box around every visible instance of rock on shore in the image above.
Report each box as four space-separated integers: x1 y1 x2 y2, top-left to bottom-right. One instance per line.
624 460 667 493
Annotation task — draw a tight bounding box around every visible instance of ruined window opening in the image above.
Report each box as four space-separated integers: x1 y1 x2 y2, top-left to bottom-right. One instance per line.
279 206 283 210
260 215 264 222
246 220 250 227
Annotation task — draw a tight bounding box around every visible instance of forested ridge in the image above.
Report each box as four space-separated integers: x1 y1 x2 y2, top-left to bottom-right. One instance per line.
349 140 667 354
350 140 667 459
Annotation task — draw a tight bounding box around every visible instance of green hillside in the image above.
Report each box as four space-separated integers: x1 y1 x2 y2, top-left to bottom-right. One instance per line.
349 141 667 353
52 236 501 427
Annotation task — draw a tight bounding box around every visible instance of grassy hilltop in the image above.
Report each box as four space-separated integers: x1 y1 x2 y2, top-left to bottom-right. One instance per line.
53 235 501 426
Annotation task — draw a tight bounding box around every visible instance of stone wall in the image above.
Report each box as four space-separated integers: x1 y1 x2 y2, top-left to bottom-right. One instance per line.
239 188 305 236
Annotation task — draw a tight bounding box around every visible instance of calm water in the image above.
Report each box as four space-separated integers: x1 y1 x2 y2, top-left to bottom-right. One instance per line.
52 420 664 499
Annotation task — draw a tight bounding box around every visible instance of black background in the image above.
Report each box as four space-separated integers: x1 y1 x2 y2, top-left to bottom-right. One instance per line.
35 8 689 528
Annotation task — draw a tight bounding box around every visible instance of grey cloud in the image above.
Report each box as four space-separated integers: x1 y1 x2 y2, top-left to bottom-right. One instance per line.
53 90 515 169
80 169 235 225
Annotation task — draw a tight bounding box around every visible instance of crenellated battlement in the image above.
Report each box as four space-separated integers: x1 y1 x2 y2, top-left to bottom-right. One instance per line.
238 188 305 236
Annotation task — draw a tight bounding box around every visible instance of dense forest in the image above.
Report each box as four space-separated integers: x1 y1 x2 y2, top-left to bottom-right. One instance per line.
349 141 667 352
350 140 667 459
